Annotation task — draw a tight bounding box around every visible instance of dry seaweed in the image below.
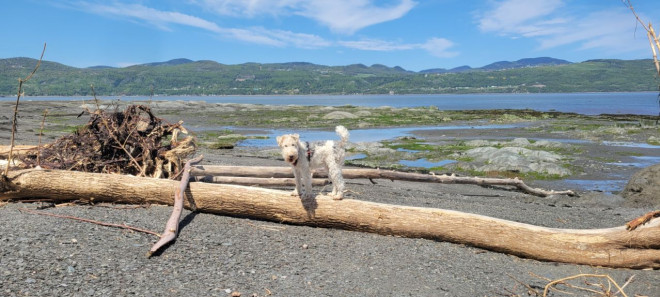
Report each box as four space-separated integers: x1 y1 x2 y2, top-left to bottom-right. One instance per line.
18 104 195 179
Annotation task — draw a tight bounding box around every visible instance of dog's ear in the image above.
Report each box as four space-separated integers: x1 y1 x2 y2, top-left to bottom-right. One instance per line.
292 134 300 141
276 135 283 146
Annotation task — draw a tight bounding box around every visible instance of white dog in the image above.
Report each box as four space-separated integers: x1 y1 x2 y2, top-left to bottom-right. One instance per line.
276 126 349 200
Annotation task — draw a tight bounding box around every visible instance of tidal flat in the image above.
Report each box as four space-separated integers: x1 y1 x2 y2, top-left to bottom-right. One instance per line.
3 99 660 193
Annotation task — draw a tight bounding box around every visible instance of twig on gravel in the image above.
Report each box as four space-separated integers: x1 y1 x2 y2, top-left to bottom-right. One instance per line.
148 155 203 257
4 43 46 177
247 222 286 232
542 273 630 297
18 208 160 237
505 273 541 296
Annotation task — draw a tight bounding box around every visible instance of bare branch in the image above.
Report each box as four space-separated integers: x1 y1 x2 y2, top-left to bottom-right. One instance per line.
148 155 203 257
4 43 47 177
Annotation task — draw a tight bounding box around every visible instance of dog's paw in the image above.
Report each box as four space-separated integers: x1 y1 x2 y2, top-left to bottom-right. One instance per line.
290 189 300 197
332 195 343 200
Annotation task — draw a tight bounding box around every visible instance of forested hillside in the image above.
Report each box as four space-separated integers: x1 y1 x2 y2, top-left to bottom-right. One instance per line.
0 57 656 96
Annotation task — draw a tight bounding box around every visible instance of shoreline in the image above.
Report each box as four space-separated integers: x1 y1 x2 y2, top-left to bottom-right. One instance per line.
1 92 659 115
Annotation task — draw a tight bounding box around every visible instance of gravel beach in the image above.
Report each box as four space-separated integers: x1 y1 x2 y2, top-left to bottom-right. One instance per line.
1 100 659 296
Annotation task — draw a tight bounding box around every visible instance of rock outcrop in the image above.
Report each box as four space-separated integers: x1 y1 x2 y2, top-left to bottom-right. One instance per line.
622 163 660 207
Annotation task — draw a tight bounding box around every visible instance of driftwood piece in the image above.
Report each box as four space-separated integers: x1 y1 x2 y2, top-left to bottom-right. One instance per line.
192 176 329 186
148 155 203 257
0 145 38 157
190 165 575 197
2 169 659 269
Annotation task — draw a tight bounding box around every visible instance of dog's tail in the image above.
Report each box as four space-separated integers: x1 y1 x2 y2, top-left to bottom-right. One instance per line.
335 125 349 148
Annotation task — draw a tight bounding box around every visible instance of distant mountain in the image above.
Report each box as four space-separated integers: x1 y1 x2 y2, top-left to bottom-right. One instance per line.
141 58 194 67
0 57 656 96
481 57 571 71
420 57 572 74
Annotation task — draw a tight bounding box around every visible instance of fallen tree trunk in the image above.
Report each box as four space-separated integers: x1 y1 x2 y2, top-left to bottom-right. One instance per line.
190 165 575 197
1 169 658 269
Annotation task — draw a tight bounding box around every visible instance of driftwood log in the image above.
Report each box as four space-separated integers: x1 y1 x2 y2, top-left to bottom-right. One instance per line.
1 169 659 269
190 165 576 197
192 175 330 186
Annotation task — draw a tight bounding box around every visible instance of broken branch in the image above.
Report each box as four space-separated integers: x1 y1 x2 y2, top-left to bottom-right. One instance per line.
148 155 203 257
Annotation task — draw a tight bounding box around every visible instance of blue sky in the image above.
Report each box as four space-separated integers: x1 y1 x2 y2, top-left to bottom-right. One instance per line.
2 0 660 71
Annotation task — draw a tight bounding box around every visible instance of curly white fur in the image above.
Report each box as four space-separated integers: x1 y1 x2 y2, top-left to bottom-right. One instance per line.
276 126 349 200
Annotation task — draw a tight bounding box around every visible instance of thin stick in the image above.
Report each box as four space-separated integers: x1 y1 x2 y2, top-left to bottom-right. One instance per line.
148 155 203 257
4 43 46 176
19 208 160 237
37 109 49 166
543 274 628 297
624 0 660 118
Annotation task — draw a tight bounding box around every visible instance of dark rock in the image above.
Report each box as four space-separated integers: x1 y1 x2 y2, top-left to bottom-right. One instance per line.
622 163 660 207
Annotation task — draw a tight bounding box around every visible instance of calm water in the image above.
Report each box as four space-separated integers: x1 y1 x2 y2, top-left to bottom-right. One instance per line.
6 92 659 115
225 124 519 147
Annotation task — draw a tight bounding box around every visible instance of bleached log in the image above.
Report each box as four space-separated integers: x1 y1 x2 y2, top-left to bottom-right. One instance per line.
2 169 659 269
190 165 575 197
192 176 329 186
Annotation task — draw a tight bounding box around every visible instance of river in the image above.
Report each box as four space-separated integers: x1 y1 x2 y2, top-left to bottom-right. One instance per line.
5 92 659 115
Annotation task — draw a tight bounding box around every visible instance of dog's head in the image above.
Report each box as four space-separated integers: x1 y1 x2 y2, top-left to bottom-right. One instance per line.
276 134 300 165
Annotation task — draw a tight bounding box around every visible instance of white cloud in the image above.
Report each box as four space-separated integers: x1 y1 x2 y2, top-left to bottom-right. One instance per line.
477 0 564 36
76 2 330 48
81 2 224 33
476 0 648 54
420 38 459 58
73 1 456 60
537 10 643 52
193 0 417 34
340 37 458 58
339 39 415 51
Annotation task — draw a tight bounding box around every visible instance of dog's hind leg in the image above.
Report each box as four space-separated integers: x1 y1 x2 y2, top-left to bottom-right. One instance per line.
326 157 345 200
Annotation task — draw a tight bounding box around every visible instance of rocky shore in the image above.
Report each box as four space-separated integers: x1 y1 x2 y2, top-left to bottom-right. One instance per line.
1 99 659 296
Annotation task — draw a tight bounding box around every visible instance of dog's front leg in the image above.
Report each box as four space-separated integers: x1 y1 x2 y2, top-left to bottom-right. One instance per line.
300 163 314 199
291 166 302 197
